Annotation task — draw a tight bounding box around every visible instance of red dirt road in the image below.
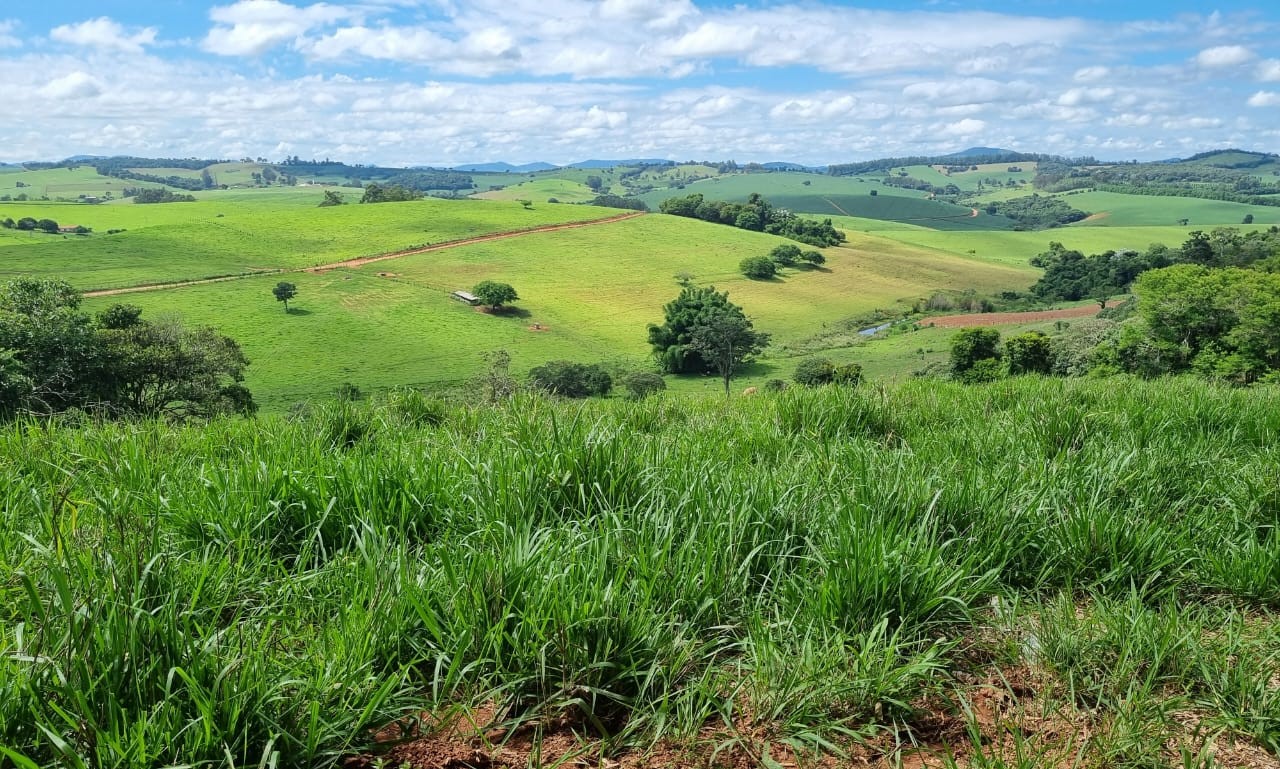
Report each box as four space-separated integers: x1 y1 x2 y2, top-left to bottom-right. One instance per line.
923 303 1103 328
84 212 645 298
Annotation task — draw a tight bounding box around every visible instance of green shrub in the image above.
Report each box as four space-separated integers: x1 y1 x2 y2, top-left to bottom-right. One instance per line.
740 255 777 280
529 360 613 397
794 358 835 386
622 371 666 400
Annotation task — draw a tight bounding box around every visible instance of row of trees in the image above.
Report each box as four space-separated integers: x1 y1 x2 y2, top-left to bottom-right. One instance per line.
983 194 1090 229
1031 227 1280 303
740 244 826 279
659 192 846 247
2 217 63 233
0 279 255 419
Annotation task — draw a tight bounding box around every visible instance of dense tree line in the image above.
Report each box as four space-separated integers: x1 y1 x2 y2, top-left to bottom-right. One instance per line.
829 152 1085 178
1030 227 1280 303
125 188 197 203
587 194 649 211
647 286 769 381
1033 151 1280 205
880 175 960 196
984 194 1090 229
359 183 422 203
659 192 845 247
0 279 254 419
382 171 474 192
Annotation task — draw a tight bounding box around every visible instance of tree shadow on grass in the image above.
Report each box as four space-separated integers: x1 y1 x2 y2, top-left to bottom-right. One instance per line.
796 264 832 273
285 308 315 316
478 305 532 319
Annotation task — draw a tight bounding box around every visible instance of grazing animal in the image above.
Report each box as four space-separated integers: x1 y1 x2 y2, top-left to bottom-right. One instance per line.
741 387 758 397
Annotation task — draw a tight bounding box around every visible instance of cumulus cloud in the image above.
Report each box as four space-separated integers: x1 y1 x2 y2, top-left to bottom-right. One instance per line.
1258 60 1280 82
1247 91 1280 108
50 17 157 52
1074 66 1110 82
0 20 19 49
1194 45 1254 68
40 71 103 100
204 0 355 56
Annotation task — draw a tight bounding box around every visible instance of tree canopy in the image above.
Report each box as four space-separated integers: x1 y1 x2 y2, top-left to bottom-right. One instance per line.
648 286 769 377
472 281 519 309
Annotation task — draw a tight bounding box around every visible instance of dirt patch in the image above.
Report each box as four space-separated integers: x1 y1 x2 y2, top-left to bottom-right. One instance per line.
527 323 550 332
921 304 1103 329
1083 212 1111 222
377 272 399 278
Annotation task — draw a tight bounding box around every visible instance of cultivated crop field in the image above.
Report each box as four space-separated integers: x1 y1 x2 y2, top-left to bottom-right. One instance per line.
3 379 1278 768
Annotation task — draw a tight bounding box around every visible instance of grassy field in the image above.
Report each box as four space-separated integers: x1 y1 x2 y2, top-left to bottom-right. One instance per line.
0 196 621 290
3 378 1278 767
80 214 1034 408
472 177 600 203
1062 190 1280 227
0 166 164 200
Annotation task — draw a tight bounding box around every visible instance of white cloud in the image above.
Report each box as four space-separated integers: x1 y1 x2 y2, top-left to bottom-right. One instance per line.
40 71 103 100
1057 87 1115 106
50 17 157 52
1247 91 1280 108
1194 45 1255 68
939 118 986 138
0 19 19 49
204 0 355 56
1074 66 1109 82
1258 60 1280 82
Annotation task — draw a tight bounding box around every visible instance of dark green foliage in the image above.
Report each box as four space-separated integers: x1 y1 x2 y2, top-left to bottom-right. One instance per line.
127 188 197 203
15 217 36 230
647 286 749 374
359 183 422 203
472 280 519 309
529 360 613 398
1005 331 1053 375
763 378 788 392
621 371 666 399
0 217 13 229
588 194 648 211
659 192 846 247
96 303 143 330
0 278 254 419
318 189 345 207
794 357 835 386
739 255 777 280
770 244 802 267
950 327 1002 382
1243 214 1255 224
381 170 474 192
272 281 297 312
35 219 59 234
801 250 826 266
983 194 1089 229
833 362 863 386
690 312 771 396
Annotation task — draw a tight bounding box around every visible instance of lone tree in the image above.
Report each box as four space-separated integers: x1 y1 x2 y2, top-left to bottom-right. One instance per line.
273 281 297 313
473 280 519 310
689 309 771 397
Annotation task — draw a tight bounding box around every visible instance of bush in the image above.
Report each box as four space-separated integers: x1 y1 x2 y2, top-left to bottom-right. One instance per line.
833 362 863 387
622 371 666 400
740 256 777 280
794 358 836 386
950 327 1002 379
763 378 788 392
529 361 613 398
769 244 802 267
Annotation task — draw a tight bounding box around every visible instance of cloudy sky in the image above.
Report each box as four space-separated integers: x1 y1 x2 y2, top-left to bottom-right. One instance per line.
1 0 1278 166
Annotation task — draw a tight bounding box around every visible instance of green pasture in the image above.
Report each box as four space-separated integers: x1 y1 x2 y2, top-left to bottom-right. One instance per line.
1062 190 1280 226
472 177 599 203
81 214 1033 408
0 166 162 200
871 224 1278 269
0 196 621 290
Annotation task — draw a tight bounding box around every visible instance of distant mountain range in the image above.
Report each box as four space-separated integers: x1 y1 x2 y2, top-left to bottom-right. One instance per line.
942 147 1017 159
449 161 560 173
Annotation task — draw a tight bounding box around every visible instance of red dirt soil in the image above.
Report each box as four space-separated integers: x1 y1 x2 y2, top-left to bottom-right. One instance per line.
921 304 1103 329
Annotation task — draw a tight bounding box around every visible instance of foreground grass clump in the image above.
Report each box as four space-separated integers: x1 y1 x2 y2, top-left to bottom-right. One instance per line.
2 378 1279 767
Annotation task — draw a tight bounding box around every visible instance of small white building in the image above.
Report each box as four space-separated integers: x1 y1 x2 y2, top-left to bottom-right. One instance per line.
451 290 479 305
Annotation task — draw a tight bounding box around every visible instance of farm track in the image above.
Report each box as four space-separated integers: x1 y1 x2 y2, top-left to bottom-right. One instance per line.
922 303 1104 328
84 212 645 298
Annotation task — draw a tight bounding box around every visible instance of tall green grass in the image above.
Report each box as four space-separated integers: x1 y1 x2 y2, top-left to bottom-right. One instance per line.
2 377 1278 766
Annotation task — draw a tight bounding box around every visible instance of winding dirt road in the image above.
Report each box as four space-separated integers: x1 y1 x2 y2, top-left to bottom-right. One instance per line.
85 211 645 298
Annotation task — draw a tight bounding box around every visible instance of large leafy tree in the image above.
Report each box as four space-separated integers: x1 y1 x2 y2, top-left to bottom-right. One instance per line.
689 311 770 396
0 279 255 419
649 286 743 374
472 281 519 309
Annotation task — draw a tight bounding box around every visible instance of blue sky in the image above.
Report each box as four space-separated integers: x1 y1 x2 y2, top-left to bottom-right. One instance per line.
1 1 1278 165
